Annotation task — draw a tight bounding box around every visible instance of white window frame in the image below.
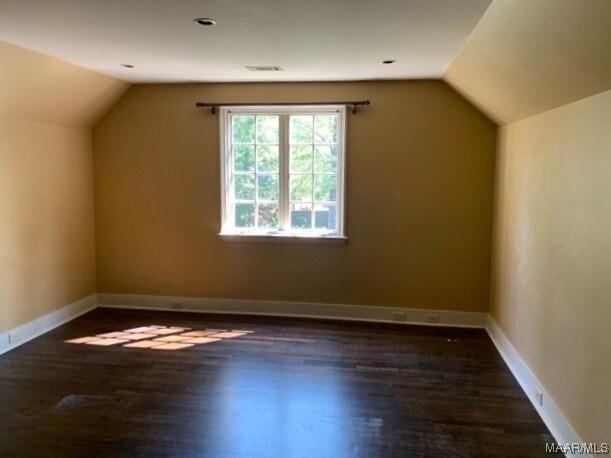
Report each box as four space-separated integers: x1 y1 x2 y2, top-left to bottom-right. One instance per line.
219 105 347 243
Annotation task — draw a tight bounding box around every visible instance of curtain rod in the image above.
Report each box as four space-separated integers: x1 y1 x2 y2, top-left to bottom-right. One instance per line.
195 100 370 114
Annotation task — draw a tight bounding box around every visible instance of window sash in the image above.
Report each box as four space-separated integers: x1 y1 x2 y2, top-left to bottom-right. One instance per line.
220 105 346 237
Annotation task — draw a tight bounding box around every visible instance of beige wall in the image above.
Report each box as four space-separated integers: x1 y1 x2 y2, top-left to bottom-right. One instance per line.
93 81 496 311
491 90 611 442
0 40 129 333
0 119 97 331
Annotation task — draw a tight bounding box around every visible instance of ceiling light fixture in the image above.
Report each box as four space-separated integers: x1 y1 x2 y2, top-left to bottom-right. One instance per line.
382 60 396 64
121 64 134 68
194 18 217 26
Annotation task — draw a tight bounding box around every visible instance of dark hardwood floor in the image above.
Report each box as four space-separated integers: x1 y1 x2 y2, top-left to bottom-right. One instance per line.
0 308 560 457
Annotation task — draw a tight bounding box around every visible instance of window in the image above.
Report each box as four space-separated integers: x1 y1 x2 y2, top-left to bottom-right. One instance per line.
220 105 346 242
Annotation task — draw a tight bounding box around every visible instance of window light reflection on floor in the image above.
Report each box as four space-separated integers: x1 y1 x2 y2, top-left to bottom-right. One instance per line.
65 325 254 351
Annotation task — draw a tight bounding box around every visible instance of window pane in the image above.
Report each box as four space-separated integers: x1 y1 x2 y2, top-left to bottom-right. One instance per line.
314 115 338 144
235 203 255 228
314 175 337 202
234 145 255 172
290 203 312 230
315 204 337 231
257 174 279 201
233 116 255 143
258 203 279 229
290 175 313 202
225 109 343 236
290 145 313 173
314 145 337 174
234 174 255 200
256 116 279 144
290 115 313 144
257 145 279 172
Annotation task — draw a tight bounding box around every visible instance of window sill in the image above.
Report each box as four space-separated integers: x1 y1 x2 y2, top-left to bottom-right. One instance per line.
219 232 347 245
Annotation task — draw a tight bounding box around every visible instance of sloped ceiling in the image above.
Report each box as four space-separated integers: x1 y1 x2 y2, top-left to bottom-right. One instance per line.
2 1 609 127
445 0 611 125
0 39 129 127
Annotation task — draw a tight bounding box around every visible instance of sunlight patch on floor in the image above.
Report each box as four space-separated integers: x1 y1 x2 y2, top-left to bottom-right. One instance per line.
65 325 254 350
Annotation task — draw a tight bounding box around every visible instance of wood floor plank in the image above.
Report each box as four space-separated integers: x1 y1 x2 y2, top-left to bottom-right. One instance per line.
0 308 561 457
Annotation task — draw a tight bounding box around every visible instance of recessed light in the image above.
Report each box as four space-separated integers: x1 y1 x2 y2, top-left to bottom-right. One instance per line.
382 60 396 64
194 18 216 26
245 66 284 72
121 64 134 68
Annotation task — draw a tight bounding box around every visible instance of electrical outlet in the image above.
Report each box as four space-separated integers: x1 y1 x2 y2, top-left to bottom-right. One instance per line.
170 300 183 310
8 331 21 343
425 314 440 324
535 386 543 406
392 312 406 322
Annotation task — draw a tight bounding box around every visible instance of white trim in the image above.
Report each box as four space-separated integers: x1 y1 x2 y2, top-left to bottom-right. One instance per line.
219 107 231 232
337 105 347 236
97 293 487 328
219 105 346 238
486 316 586 457
0 294 97 356
279 113 290 230
218 233 347 244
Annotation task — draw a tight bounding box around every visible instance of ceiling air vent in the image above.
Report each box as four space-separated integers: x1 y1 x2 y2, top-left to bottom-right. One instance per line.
245 66 284 72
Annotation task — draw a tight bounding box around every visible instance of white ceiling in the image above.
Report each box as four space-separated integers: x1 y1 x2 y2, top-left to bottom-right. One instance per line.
0 0 491 83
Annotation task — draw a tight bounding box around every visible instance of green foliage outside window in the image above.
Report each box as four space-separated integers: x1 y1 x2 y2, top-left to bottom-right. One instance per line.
231 113 339 230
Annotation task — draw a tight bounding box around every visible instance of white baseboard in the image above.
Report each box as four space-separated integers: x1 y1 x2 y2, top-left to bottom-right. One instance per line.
0 294 97 356
97 293 488 328
486 316 585 457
